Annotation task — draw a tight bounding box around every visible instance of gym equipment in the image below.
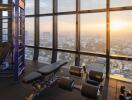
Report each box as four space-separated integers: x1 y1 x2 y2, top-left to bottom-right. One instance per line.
86 79 100 86
69 66 82 77
58 76 100 99
23 61 67 83
88 70 104 83
0 0 25 80
23 61 67 100
119 86 132 100
84 70 104 98
58 68 104 100
58 77 74 91
81 81 99 99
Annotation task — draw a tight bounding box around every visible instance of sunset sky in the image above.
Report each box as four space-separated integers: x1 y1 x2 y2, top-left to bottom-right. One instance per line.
25 0 132 37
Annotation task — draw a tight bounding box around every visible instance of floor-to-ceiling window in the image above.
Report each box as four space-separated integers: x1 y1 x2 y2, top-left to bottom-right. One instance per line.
25 0 35 60
110 0 132 79
39 16 53 48
80 13 106 53
58 15 76 50
25 0 132 80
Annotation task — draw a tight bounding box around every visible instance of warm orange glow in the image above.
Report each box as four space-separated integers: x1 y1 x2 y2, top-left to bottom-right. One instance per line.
110 20 127 31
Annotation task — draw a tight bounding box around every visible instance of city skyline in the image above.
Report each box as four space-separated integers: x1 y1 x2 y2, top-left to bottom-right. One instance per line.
25 30 132 54
25 30 132 79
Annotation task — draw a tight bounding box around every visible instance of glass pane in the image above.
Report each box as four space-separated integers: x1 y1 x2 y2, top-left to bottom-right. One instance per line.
25 18 34 46
80 55 106 73
2 19 8 23
25 0 34 15
111 0 132 7
58 0 76 12
2 29 8 42
38 49 52 64
40 0 52 14
3 0 8 4
110 11 132 56
3 11 8 16
2 29 8 35
58 15 76 50
2 34 8 42
80 13 106 53
3 22 8 29
81 0 106 10
110 60 132 79
39 16 52 48
25 47 34 60
57 52 75 67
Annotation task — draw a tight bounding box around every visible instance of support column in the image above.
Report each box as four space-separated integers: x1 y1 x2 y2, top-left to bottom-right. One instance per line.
51 0 58 63
75 0 80 66
106 0 110 78
33 0 39 61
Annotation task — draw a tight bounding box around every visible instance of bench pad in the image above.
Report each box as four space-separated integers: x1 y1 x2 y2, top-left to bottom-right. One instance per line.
23 72 42 83
37 61 67 75
23 61 67 83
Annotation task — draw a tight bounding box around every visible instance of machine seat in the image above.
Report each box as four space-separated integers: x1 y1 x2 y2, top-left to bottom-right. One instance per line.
37 61 67 75
23 72 42 83
23 61 67 83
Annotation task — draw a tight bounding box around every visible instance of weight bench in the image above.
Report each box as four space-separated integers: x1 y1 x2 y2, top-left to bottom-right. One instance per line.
23 61 67 83
23 61 68 100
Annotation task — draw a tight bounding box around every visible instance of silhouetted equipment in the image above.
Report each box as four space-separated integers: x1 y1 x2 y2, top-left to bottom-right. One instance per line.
69 66 82 77
23 61 67 83
23 62 105 100
119 86 132 100
81 81 99 99
58 77 74 91
59 67 104 100
23 61 67 100
58 76 99 99
89 70 104 83
0 0 25 80
81 70 104 99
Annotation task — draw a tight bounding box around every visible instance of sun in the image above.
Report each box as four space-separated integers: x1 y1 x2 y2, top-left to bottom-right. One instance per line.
110 20 126 30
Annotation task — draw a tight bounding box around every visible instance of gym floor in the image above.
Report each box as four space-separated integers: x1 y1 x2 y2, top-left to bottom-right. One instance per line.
0 60 131 100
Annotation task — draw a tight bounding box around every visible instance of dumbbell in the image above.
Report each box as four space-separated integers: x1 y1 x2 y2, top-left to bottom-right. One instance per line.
69 66 82 77
81 81 99 99
88 70 103 83
58 77 99 99
58 77 74 91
